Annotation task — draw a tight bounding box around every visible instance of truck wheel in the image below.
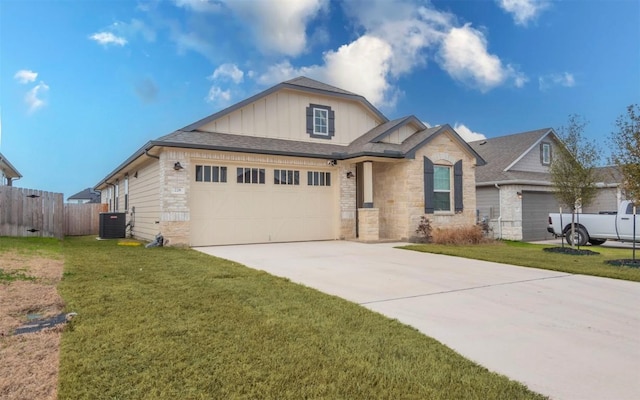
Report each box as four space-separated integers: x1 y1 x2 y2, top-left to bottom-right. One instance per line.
565 227 589 247
588 239 607 246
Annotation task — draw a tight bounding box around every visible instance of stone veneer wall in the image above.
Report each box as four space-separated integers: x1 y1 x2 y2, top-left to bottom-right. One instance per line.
339 162 357 239
373 132 478 240
159 150 191 246
357 208 380 241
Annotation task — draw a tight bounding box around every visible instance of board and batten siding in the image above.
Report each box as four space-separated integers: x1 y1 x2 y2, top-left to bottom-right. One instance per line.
380 124 419 144
128 160 161 241
199 89 382 146
476 187 499 221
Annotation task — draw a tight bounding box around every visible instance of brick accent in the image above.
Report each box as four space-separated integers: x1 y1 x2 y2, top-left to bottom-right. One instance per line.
340 163 356 239
159 150 191 246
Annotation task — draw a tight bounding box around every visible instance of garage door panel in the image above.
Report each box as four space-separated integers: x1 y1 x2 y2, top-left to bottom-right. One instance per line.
522 191 559 241
191 167 336 246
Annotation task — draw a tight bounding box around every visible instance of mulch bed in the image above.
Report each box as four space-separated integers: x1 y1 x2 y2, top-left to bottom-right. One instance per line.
543 247 600 256
606 259 640 268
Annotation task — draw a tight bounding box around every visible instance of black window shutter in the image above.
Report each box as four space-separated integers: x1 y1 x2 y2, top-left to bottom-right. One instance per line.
306 106 313 134
454 160 463 212
328 109 335 135
424 156 434 214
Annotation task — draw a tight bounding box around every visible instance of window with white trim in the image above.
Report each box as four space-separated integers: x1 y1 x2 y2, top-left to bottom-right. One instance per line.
236 167 265 184
124 175 129 211
274 169 300 185
433 166 451 212
195 165 227 183
114 180 120 211
541 142 551 165
314 108 328 136
307 171 331 186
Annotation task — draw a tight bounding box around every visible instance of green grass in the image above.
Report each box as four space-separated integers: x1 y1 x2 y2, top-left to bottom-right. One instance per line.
49 236 546 399
402 241 640 281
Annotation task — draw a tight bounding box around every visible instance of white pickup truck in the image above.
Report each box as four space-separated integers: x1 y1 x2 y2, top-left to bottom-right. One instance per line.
547 200 638 246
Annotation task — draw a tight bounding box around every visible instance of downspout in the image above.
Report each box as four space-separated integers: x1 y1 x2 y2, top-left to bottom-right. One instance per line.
495 183 502 239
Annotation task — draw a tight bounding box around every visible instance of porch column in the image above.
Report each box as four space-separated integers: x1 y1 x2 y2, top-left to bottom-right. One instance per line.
363 161 373 207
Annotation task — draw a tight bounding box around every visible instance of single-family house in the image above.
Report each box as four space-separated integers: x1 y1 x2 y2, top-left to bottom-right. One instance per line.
469 129 624 241
67 187 101 204
0 152 22 186
95 77 485 246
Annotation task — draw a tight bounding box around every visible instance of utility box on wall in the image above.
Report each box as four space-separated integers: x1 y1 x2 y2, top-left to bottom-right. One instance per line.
99 212 126 239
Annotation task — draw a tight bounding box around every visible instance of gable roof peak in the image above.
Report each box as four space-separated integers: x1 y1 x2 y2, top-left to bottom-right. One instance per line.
283 76 358 96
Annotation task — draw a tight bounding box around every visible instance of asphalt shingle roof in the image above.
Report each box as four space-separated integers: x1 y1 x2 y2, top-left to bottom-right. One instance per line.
468 128 553 184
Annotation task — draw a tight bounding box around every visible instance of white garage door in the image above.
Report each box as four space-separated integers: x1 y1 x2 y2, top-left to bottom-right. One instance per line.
190 164 337 246
522 191 560 241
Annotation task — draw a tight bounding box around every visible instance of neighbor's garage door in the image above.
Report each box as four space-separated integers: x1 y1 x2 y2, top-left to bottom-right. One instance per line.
190 164 337 246
521 191 559 241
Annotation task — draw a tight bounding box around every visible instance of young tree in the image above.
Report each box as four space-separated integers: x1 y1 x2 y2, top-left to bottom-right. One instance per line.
609 104 640 202
550 115 602 247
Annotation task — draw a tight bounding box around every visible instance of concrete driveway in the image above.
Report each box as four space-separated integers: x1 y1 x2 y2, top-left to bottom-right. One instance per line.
196 241 640 400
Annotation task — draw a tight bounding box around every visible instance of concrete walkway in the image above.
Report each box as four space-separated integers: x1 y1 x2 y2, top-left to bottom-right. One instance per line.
196 241 640 400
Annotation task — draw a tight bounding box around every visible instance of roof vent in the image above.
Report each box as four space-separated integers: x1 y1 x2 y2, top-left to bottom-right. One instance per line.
479 140 487 145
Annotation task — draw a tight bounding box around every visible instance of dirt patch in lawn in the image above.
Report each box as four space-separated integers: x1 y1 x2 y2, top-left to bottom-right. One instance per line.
0 251 65 400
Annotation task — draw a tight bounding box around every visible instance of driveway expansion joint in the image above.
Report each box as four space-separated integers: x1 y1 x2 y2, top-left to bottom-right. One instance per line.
359 273 574 305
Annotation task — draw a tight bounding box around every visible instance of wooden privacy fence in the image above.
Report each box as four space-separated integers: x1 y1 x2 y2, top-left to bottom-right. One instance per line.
64 203 107 236
0 186 107 238
0 186 64 239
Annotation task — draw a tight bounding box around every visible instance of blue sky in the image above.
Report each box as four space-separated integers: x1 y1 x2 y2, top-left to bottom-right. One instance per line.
1 0 638 198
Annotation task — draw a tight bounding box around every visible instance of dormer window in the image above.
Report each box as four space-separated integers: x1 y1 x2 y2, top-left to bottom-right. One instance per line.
306 104 335 139
541 142 551 165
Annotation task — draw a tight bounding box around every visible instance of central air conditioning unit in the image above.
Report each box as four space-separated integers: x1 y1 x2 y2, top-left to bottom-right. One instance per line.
99 212 127 239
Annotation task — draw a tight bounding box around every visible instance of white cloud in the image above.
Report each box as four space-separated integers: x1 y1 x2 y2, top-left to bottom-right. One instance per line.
497 0 550 26
539 72 576 91
14 70 38 84
89 32 127 46
453 123 486 142
439 24 525 91
25 81 50 113
205 86 231 103
258 35 396 107
210 64 244 84
174 0 223 13
223 0 327 56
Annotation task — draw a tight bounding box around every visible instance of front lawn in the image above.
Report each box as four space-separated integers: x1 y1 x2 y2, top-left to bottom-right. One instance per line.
402 241 640 282
56 237 544 399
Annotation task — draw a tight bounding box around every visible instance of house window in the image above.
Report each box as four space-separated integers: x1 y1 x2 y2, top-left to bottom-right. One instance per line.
424 157 463 214
114 180 119 212
124 175 129 211
314 108 328 135
274 169 300 185
195 165 227 183
307 171 331 186
236 167 265 184
433 166 451 212
306 104 335 139
541 142 551 165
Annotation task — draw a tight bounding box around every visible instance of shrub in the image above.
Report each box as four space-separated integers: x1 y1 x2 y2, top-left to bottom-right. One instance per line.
432 225 490 245
413 216 432 243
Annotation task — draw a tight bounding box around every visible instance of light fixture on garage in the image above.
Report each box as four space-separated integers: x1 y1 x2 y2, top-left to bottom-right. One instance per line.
174 162 184 171
346 171 354 179
517 191 522 199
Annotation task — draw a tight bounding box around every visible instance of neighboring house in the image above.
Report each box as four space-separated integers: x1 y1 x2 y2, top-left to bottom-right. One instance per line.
95 77 485 246
67 187 101 204
0 152 22 186
469 129 624 241
469 128 563 241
